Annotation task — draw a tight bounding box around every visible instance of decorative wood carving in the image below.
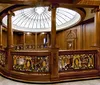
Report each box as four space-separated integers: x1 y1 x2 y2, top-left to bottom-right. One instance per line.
65 30 77 50
77 0 100 6
91 7 100 13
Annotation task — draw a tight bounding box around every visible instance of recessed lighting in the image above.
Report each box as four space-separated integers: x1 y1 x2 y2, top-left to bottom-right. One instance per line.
26 32 31 35
41 32 45 34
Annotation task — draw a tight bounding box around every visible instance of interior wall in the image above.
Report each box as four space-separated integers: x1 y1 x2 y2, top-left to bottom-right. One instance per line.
13 32 20 45
82 22 95 49
56 25 83 50
1 22 95 50
37 33 47 45
15 33 47 46
56 22 95 50
25 33 35 45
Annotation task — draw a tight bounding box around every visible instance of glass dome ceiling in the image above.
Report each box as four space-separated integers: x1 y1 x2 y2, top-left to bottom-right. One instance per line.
3 7 81 32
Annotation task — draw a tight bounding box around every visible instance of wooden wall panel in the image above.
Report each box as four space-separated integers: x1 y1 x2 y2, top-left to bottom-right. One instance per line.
76 25 83 49
37 33 47 45
82 22 95 49
13 32 20 45
56 25 82 50
25 33 35 45
56 31 65 49
1 22 95 50
56 22 95 50
2 31 7 47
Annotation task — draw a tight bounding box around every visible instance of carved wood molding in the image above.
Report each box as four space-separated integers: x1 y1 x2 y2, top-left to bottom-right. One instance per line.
65 29 77 50
91 7 100 13
66 29 77 39
77 0 100 6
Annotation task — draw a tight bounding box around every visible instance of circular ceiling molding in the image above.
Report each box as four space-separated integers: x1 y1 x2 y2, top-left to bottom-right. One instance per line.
3 6 81 32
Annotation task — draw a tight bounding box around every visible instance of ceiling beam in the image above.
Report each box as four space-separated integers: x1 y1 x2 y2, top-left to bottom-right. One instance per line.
73 0 81 4
0 0 73 4
0 0 38 4
59 3 98 8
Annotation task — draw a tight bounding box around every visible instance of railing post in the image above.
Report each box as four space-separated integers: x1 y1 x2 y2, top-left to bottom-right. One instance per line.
49 47 59 81
49 4 59 81
6 11 14 70
97 48 100 75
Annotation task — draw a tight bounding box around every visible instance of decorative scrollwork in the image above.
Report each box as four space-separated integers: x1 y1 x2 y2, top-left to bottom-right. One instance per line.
13 55 49 72
0 51 6 66
59 54 94 72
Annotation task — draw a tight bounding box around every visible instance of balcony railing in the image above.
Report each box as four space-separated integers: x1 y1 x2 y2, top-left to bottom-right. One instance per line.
12 51 50 73
0 49 99 82
0 50 6 67
14 44 48 50
59 50 97 72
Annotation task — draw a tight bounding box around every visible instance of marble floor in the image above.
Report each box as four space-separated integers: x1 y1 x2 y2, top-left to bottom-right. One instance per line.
0 75 100 85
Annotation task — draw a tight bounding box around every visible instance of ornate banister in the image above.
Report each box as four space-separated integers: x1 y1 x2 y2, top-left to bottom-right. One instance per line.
0 49 100 82
11 51 50 73
0 50 6 67
59 50 97 72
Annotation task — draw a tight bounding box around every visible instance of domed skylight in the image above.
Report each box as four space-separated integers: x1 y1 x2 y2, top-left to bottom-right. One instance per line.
3 7 81 32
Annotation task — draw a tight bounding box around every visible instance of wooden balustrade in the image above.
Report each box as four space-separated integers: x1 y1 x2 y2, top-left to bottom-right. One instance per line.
14 44 48 50
0 49 100 82
59 50 99 81
59 50 97 72
0 50 6 67
12 52 49 72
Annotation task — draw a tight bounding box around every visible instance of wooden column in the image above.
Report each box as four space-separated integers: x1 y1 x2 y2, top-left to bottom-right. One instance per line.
50 5 59 81
94 7 100 75
0 21 2 49
51 7 56 48
94 7 100 48
6 11 14 70
47 33 49 47
23 32 26 49
35 33 37 50
7 11 14 48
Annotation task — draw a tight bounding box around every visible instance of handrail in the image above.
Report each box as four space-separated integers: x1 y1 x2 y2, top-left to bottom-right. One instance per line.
0 49 100 82
11 50 50 56
59 50 98 55
14 44 48 50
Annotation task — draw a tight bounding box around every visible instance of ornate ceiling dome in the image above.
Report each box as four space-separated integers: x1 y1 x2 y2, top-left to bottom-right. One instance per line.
3 6 81 32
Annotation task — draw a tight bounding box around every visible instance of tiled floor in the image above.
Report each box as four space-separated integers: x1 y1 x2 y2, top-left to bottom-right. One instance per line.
0 75 100 85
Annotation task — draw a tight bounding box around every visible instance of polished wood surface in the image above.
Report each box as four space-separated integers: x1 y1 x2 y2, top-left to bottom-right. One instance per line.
1 21 96 50
77 0 100 6
0 23 2 48
94 10 100 48
0 49 100 82
0 0 73 4
35 33 37 50
0 0 100 83
56 21 96 50
6 11 14 71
